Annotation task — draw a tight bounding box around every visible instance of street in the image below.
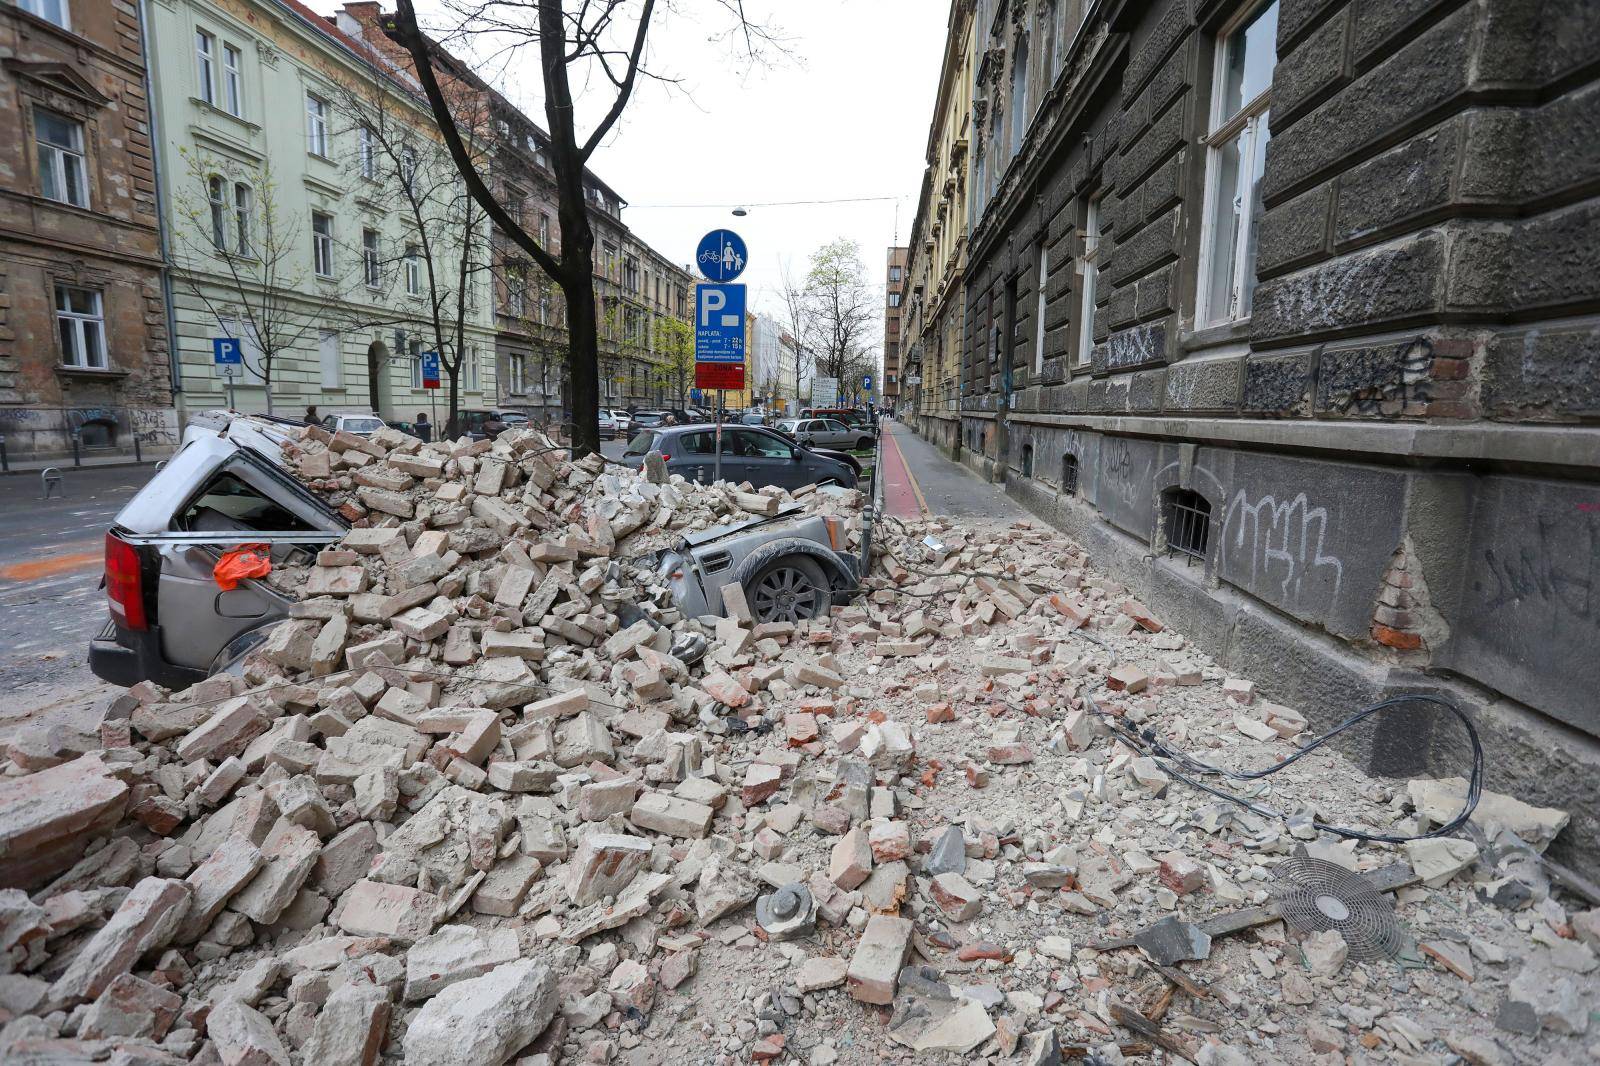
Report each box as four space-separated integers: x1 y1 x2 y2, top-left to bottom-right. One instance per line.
0 464 154 739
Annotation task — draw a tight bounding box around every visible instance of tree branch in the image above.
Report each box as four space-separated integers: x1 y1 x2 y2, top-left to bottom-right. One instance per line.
579 0 657 161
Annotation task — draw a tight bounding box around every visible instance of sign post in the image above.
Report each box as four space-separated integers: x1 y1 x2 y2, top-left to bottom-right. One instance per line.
212 336 243 411
421 351 440 433
695 229 748 485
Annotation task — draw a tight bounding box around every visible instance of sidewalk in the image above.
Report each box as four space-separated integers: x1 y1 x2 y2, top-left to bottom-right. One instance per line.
878 420 1024 522
1 448 176 476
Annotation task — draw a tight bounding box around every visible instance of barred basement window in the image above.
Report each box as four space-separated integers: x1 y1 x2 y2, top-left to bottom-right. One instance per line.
1162 489 1211 562
1020 443 1034 478
1061 454 1079 495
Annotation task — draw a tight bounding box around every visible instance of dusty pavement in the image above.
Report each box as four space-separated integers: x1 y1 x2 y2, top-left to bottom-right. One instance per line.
0 465 156 743
0 421 1593 1066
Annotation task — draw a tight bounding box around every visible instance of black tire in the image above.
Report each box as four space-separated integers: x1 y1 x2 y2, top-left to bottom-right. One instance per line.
856 437 873 451
745 554 830 624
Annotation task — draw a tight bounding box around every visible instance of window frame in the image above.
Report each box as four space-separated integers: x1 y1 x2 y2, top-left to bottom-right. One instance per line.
19 0 70 29
206 174 228 250
35 107 89 209
1074 195 1101 367
55 284 107 370
222 43 244 117
404 244 423 297
358 125 377 180
1034 244 1049 375
318 328 341 388
1195 0 1279 329
232 181 252 257
408 336 424 390
305 93 330 158
362 227 382 289
196 29 217 106
311 210 334 278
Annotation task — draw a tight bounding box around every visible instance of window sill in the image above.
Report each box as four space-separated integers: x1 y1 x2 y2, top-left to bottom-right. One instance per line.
189 98 259 133
55 365 129 381
1180 317 1252 353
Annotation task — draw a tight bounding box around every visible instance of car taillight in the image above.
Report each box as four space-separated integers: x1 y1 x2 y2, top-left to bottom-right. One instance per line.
105 532 148 631
659 453 671 462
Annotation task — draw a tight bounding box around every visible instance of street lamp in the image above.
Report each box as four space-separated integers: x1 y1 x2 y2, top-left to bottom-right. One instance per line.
732 207 749 217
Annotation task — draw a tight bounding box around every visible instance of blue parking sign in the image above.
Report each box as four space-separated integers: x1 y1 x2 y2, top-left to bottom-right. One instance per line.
212 337 242 365
421 351 440 389
694 284 746 363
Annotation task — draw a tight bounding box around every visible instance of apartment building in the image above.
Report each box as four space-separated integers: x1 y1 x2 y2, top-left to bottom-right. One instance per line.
921 0 1600 864
883 246 907 406
0 0 175 461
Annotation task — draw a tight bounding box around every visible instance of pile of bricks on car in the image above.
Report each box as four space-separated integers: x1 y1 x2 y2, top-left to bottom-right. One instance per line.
0 422 1591 1066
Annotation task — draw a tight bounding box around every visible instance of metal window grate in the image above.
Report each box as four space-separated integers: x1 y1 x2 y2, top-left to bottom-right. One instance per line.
1163 489 1211 562
1061 454 1079 495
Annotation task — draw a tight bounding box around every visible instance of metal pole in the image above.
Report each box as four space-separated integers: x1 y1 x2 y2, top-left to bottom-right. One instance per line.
713 388 723 484
72 431 81 468
0 435 7 473
134 433 142 464
226 372 236 412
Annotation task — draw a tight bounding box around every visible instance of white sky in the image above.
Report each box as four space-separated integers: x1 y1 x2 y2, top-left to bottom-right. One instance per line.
309 0 949 370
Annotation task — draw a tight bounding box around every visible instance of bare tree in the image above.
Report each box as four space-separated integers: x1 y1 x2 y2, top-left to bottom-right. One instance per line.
170 151 361 415
803 238 877 390
334 66 492 434
388 0 778 457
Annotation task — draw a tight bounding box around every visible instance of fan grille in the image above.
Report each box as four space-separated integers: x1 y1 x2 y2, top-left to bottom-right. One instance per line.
1274 857 1404 962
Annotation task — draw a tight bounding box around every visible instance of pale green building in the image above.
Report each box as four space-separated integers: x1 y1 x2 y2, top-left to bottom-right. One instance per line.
145 0 496 428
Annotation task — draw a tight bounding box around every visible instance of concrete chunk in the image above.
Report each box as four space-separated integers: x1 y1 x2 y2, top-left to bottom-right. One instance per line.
402 959 557 1066
50 876 190 1005
847 914 913 1005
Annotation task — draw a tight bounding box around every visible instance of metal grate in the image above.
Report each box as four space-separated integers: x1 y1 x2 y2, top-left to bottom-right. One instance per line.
1061 454 1080 496
1274 857 1405 962
1162 489 1211 561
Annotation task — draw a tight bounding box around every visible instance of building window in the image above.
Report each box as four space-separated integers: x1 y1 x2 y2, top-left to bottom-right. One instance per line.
363 228 382 288
537 285 550 325
888 292 902 308
509 352 526 394
311 211 334 277
1075 196 1100 366
1020 443 1034 478
466 348 479 392
405 245 422 296
196 30 218 104
408 337 424 389
319 329 341 388
889 266 903 283
1199 0 1279 327
19 0 70 28
538 212 550 247
305 93 330 157
359 126 376 179
1162 489 1212 562
1061 453 1079 495
400 146 417 192
36 109 88 208
207 175 227 249
232 183 252 256
623 255 640 293
56 285 106 369
222 44 243 116
1010 34 1030 156
1034 245 1049 374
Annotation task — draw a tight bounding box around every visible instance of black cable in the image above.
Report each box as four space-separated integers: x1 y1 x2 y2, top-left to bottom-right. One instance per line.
1083 690 1483 844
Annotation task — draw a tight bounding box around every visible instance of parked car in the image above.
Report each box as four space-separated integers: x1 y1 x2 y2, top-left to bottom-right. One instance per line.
801 408 877 436
88 415 863 687
597 409 618 441
631 409 671 428
320 412 385 437
738 411 769 426
609 409 634 435
453 409 528 440
620 424 857 491
775 417 874 452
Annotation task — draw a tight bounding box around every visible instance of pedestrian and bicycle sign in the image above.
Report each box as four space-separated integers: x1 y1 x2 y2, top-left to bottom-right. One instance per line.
421 351 440 389
696 229 747 282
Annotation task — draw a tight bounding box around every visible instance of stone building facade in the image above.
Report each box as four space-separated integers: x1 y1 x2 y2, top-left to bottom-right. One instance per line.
883 246 907 405
916 0 1600 865
0 0 176 462
902 0 977 455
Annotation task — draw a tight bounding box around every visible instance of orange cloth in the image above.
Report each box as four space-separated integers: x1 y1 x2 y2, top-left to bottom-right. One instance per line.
213 544 272 590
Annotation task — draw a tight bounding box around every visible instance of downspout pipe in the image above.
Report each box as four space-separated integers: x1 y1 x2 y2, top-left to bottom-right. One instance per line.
137 0 183 408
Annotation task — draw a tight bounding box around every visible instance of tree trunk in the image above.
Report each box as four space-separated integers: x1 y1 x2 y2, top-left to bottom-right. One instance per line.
564 271 600 456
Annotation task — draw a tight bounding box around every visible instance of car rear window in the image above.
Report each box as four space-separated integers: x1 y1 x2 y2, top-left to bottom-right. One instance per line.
344 418 383 434
623 430 658 457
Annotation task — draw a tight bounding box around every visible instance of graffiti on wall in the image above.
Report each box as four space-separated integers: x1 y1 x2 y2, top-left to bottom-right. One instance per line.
1220 489 1347 606
1101 437 1147 511
1476 510 1600 632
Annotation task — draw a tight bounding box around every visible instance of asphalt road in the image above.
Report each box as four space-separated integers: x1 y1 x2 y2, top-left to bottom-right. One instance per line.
0 463 158 730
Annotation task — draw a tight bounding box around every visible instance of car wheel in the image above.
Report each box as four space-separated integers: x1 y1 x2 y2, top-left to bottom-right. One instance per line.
856 437 873 450
746 555 830 624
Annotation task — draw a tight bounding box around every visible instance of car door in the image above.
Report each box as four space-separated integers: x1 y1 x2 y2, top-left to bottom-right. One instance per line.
730 428 806 489
817 419 853 448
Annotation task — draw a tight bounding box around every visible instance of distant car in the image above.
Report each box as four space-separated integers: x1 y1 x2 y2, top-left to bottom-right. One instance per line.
454 409 528 440
597 410 617 441
620 424 857 491
802 408 876 436
609 410 633 435
632 409 670 428
738 411 768 426
776 417 873 452
320 413 385 437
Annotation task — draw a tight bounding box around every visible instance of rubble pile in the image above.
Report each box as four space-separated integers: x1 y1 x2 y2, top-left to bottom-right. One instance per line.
0 426 1593 1065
